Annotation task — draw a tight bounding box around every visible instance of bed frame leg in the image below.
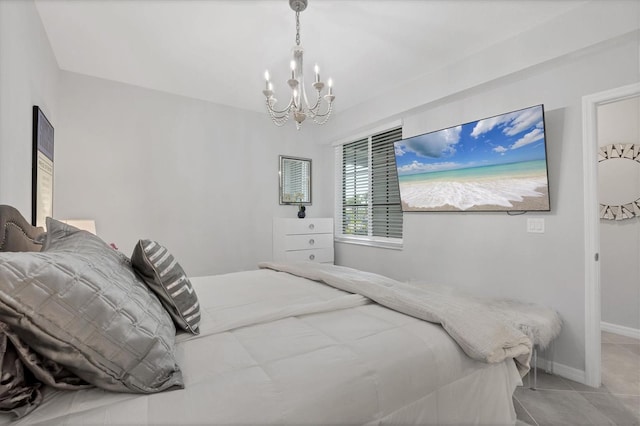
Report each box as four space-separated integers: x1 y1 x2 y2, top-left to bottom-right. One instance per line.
528 346 538 390
545 340 554 374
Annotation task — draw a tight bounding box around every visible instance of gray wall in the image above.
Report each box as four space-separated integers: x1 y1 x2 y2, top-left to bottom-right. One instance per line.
56 71 333 277
0 0 59 218
324 5 639 377
598 96 640 332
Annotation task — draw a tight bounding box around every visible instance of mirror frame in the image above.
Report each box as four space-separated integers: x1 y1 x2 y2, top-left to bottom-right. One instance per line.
279 155 312 205
598 143 640 220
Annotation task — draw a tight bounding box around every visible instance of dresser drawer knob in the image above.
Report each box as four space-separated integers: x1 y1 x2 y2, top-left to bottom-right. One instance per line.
309 238 315 245
309 254 315 261
308 223 315 230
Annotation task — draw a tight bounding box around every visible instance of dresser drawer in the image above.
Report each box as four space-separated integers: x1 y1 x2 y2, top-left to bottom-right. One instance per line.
273 217 334 264
284 233 333 251
283 248 334 263
281 219 333 235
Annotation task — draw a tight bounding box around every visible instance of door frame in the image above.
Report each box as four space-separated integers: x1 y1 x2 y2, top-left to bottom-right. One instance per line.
582 82 640 387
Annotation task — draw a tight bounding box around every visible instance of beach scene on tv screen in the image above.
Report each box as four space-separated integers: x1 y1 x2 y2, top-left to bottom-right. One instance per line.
394 105 550 212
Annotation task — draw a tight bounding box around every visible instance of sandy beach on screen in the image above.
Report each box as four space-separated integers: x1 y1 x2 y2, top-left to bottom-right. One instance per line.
400 185 549 212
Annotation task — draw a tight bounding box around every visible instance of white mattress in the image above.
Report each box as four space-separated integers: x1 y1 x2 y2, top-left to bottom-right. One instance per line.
4 269 521 425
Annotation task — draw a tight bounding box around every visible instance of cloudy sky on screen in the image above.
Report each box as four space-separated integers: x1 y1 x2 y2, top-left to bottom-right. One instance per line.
394 105 547 176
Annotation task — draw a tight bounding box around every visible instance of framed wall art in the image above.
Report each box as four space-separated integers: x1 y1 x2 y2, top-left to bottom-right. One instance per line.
32 106 54 228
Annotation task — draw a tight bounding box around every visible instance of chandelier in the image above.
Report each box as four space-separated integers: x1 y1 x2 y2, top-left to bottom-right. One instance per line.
262 0 335 130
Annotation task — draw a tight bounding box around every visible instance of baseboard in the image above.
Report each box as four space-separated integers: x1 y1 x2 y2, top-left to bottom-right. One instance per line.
601 321 640 340
534 355 587 385
536 322 640 387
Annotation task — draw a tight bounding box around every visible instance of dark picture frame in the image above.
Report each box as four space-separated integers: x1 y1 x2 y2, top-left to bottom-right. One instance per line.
32 106 54 227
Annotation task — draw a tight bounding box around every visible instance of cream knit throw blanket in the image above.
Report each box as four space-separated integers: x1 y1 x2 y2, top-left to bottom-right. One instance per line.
259 261 533 376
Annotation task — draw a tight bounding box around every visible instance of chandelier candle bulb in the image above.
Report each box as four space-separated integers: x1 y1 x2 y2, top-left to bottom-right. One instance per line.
314 64 320 83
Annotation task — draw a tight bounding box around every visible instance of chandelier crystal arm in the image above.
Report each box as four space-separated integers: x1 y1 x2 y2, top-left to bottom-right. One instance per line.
300 81 334 118
266 97 295 115
300 93 323 116
312 105 333 125
310 106 332 119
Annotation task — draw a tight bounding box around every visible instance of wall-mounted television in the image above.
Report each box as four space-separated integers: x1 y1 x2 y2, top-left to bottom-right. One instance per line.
394 104 550 212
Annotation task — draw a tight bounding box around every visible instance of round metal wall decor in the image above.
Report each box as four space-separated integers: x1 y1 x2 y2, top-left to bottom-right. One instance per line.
598 143 640 220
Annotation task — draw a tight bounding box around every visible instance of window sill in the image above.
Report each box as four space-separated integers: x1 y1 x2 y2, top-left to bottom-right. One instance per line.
334 235 403 250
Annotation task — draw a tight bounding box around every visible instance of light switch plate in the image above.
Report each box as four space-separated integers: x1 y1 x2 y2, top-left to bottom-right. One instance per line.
527 218 545 233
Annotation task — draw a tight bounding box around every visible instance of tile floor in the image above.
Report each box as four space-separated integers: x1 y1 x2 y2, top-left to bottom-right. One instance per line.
514 331 640 425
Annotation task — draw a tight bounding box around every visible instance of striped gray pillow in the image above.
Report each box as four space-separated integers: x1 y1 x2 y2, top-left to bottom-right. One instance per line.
131 240 200 334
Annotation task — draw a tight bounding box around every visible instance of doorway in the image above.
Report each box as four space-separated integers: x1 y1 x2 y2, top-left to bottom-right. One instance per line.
582 82 640 387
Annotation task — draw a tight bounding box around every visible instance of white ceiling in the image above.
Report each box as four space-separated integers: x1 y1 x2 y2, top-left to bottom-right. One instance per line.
35 0 588 114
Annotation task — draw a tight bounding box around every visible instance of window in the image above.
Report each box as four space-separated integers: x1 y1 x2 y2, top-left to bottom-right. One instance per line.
337 126 403 246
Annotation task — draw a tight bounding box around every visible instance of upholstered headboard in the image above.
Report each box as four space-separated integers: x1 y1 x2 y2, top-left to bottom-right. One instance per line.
0 205 45 252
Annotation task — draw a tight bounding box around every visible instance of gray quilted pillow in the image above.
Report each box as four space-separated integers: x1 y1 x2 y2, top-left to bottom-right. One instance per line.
132 240 200 334
0 218 183 393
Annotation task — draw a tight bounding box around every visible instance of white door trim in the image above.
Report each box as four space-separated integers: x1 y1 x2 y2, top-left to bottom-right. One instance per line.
582 82 640 387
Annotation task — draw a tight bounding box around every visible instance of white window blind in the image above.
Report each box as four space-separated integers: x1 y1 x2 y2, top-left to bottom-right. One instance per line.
371 128 403 238
339 127 403 241
342 138 369 236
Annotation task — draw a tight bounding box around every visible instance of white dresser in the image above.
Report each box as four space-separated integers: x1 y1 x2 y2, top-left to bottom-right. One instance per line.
273 218 334 264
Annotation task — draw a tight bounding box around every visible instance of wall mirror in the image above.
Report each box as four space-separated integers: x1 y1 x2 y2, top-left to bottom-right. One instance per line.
279 155 312 205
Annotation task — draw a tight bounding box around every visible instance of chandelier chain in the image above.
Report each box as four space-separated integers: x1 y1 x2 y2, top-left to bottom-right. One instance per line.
295 11 300 46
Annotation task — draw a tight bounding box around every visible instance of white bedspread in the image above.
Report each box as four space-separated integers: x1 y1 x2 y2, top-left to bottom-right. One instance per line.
259 261 532 375
4 267 522 425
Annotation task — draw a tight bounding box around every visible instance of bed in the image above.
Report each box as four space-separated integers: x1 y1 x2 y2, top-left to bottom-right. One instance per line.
0 205 531 425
